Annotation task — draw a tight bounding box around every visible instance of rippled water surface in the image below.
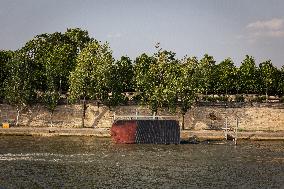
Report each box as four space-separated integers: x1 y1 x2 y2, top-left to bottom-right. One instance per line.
0 136 283 188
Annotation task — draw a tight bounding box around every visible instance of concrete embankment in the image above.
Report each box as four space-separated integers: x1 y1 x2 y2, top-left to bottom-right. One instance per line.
0 127 283 141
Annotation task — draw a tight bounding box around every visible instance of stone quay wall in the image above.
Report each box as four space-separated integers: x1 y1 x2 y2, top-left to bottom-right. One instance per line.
0 103 283 131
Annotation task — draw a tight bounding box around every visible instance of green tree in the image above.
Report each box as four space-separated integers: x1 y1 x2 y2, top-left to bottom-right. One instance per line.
22 32 77 126
239 55 258 94
135 49 180 113
21 28 91 95
109 56 134 106
113 56 134 92
215 58 237 95
178 56 198 129
43 42 76 117
4 50 36 125
64 28 93 53
20 29 93 125
234 67 242 95
69 41 114 126
134 53 156 105
0 50 13 100
279 66 284 96
151 50 180 112
259 60 279 99
196 54 216 95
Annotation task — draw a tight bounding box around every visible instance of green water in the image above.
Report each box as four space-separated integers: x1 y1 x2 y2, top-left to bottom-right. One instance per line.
0 136 283 188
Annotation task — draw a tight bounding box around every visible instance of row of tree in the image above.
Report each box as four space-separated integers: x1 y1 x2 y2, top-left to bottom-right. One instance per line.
0 28 284 126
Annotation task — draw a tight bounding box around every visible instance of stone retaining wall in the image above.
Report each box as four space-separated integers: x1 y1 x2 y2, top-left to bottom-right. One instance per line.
0 103 105 128
0 103 283 131
183 103 284 131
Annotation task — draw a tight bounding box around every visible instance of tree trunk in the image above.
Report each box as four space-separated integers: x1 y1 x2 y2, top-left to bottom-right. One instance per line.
16 106 20 126
182 114 185 130
59 79 62 94
226 88 228 97
50 111 53 127
266 86 268 102
82 96 86 128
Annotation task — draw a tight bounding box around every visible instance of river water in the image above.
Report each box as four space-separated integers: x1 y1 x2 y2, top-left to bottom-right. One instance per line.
0 136 283 189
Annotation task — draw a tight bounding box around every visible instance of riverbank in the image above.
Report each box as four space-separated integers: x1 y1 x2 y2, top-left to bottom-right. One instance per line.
1 103 284 131
0 127 110 137
0 127 283 141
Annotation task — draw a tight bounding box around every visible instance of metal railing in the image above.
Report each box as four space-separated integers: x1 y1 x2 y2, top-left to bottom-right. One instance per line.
113 112 177 122
222 116 239 145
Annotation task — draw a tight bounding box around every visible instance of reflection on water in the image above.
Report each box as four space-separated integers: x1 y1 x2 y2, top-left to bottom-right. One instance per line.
0 136 283 188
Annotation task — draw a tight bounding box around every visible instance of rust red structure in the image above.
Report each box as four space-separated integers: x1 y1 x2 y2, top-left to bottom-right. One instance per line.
111 120 137 144
111 120 180 144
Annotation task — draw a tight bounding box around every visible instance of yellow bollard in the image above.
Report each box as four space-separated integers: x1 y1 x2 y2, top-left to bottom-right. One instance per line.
2 122 10 129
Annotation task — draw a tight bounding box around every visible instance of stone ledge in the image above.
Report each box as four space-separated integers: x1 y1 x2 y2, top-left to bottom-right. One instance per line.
0 127 110 137
0 127 283 141
181 130 284 141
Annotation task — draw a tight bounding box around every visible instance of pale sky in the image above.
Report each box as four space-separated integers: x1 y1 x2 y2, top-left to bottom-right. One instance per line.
1 0 284 67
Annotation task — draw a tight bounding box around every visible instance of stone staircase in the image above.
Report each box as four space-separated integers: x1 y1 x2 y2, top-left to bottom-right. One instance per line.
95 108 113 128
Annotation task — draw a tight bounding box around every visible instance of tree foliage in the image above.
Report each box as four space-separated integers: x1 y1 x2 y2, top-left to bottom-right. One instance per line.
259 60 279 96
4 50 36 106
239 55 258 94
134 53 156 104
0 28 284 123
69 41 114 104
0 50 13 99
178 56 198 114
134 49 181 113
279 66 284 95
196 54 216 94
4 50 36 125
110 56 134 105
214 58 237 94
19 29 92 113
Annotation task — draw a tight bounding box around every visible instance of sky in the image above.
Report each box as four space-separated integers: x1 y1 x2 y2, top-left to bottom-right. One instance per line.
1 0 284 67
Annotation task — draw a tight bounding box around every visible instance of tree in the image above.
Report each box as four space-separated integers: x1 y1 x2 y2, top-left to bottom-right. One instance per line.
4 50 36 125
21 28 92 95
259 60 279 99
109 56 134 106
151 49 180 112
21 32 77 126
279 66 284 96
239 55 258 94
69 41 114 126
233 67 241 95
134 49 180 113
196 54 216 95
65 28 93 53
113 56 134 92
134 53 156 105
0 50 13 100
43 41 76 120
215 58 237 95
19 29 93 125
178 56 198 129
